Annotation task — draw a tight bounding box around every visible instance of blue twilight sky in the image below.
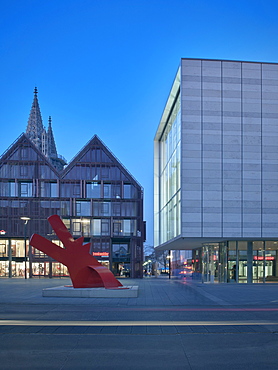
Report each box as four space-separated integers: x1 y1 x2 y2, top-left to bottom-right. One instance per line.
1 0 278 245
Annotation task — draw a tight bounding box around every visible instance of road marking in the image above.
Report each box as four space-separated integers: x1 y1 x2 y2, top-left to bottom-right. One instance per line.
0 320 278 326
106 307 278 312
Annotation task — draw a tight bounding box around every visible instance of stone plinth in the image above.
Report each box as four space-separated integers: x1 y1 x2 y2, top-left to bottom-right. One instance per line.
42 285 138 298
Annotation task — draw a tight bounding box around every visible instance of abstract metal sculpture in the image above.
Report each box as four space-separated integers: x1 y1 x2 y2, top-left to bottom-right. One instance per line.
29 215 123 289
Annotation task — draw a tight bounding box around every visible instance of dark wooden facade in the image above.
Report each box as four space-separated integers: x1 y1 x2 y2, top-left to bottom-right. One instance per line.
0 134 144 279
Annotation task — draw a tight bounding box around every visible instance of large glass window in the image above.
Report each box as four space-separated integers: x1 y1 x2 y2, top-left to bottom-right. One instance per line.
60 201 70 216
123 219 136 236
15 240 25 257
19 182 32 197
158 92 181 244
71 218 90 236
52 263 68 277
113 221 122 236
40 182 58 197
101 202 111 216
112 184 121 198
73 221 81 233
86 182 101 198
10 182 17 196
124 184 136 199
0 200 8 215
76 201 91 216
121 202 137 217
0 182 11 196
112 243 130 260
51 183 57 197
81 219 90 236
60 182 80 198
73 185 80 197
104 184 111 198
0 241 8 257
91 219 101 235
93 202 100 216
202 240 278 284
0 181 18 197
0 261 10 277
101 219 110 235
9 240 25 258
112 202 121 216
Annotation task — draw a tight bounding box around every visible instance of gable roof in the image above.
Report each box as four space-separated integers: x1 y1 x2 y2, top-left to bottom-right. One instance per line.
0 133 61 178
0 134 142 189
61 135 142 188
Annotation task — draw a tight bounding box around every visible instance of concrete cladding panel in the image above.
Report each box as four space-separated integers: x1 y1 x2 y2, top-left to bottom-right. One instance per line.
180 59 278 239
262 63 278 237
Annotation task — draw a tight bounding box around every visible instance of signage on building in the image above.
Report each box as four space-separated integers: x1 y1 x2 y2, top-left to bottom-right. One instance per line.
92 252 109 257
0 230 6 235
253 256 275 261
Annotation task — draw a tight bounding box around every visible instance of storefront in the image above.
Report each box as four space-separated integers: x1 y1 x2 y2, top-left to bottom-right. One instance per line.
0 238 26 278
196 241 278 283
0 237 133 279
170 241 278 283
0 237 69 278
111 242 131 277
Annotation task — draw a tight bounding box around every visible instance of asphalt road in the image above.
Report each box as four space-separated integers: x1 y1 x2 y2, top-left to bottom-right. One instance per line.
1 277 278 369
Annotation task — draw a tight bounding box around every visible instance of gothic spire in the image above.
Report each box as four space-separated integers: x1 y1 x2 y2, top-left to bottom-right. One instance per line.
47 116 58 158
25 87 45 151
25 88 66 171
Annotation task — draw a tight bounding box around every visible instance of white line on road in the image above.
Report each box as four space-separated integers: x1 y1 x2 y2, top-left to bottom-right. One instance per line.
0 320 278 326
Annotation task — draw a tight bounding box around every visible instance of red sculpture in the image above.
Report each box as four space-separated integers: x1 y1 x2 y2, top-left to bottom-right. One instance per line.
29 215 123 289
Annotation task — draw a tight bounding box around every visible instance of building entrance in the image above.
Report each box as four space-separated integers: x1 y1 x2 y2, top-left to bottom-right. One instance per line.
201 240 278 283
112 242 130 277
112 262 130 277
202 243 227 283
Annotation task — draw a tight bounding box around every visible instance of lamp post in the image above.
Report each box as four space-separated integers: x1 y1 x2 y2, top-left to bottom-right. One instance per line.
167 251 171 279
148 259 152 276
21 217 30 279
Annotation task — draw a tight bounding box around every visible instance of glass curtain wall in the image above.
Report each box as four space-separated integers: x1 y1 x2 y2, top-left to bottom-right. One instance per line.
159 93 181 244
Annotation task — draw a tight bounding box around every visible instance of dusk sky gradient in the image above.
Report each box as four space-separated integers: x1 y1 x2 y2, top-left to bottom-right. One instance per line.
1 0 278 245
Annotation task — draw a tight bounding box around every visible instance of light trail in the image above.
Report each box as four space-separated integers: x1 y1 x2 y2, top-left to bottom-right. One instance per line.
0 320 278 326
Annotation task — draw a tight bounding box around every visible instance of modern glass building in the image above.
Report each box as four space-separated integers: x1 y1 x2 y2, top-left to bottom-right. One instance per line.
154 58 278 283
0 89 144 279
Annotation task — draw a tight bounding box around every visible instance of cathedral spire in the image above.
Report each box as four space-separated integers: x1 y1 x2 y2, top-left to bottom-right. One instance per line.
25 88 66 171
47 116 58 158
25 87 44 151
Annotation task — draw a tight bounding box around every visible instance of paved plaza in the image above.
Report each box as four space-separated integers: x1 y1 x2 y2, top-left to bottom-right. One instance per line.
1 276 278 369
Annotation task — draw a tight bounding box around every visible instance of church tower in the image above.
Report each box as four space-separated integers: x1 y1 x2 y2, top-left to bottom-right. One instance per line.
47 116 58 159
26 87 45 152
25 88 66 171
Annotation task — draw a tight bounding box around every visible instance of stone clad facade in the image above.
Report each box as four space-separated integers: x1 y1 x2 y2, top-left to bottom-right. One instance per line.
154 58 278 283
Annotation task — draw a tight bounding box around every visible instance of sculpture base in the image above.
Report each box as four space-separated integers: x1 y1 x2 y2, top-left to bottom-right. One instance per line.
42 285 138 298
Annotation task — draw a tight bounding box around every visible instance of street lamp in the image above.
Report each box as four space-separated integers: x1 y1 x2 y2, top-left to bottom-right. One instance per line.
148 259 152 276
21 217 30 279
167 251 171 279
